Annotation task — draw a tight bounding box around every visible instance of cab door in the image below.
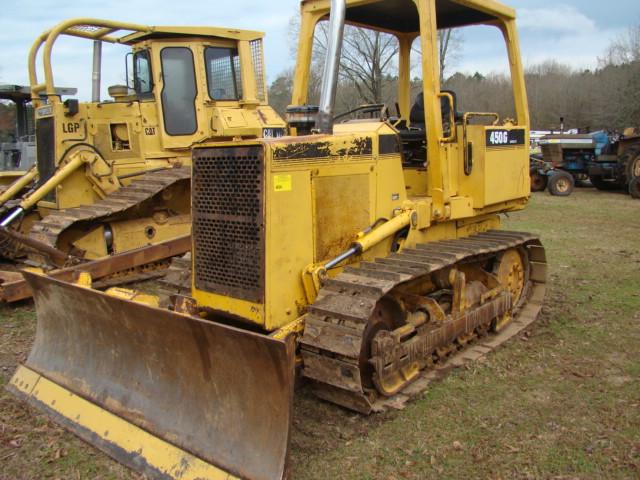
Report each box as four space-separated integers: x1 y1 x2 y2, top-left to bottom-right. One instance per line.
154 43 204 150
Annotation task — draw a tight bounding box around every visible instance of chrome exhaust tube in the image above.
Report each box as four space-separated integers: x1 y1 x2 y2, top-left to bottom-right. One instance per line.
1 207 24 227
91 40 102 103
316 0 346 134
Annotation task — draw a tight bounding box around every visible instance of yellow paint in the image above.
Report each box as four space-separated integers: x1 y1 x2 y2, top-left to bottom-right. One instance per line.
270 316 306 340
0 167 37 205
73 271 93 288
105 287 160 307
192 289 265 325
71 225 109 259
266 169 313 330
108 214 191 255
22 267 45 274
273 174 292 192
9 366 236 480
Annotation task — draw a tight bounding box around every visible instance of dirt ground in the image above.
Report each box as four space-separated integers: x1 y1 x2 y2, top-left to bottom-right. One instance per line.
1 189 639 480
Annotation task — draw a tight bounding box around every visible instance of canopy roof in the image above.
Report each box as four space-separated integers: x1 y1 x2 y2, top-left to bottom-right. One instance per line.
305 0 516 34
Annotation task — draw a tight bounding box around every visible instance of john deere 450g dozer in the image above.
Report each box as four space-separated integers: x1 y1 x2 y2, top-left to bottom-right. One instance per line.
9 1 546 479
0 18 284 267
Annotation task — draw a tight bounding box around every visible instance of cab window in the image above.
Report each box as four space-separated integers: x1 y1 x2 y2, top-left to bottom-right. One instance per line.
205 47 242 100
133 50 153 97
160 47 198 136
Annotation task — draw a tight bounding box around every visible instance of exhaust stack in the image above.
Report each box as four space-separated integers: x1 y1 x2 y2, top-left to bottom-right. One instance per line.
92 40 102 102
316 0 346 134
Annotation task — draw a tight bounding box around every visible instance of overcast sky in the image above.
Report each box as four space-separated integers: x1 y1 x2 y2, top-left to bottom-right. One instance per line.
0 0 638 100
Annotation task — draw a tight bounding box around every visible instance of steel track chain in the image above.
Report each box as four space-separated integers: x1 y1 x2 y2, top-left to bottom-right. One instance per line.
300 230 547 413
28 166 191 254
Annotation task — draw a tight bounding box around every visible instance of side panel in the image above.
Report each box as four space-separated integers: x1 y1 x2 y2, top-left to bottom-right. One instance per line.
484 127 529 205
265 168 314 329
458 125 529 208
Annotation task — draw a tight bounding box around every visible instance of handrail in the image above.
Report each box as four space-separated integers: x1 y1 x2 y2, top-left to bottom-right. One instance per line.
29 18 153 105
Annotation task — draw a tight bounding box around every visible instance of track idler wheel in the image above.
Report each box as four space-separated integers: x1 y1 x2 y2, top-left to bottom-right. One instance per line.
359 297 420 396
492 248 528 331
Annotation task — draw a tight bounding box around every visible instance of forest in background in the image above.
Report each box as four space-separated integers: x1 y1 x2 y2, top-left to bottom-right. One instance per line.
269 22 640 132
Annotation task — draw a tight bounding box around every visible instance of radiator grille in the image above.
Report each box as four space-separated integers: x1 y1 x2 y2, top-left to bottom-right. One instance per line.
35 117 56 202
36 117 56 186
192 146 264 302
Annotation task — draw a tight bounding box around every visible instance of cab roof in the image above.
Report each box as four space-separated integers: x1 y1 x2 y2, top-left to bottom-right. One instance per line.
120 26 265 44
48 19 264 47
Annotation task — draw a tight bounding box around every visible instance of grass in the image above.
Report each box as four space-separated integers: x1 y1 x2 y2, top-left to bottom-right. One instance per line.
1 189 639 479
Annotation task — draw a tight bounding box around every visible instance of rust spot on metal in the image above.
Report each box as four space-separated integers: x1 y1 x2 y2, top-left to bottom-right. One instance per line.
336 137 373 156
188 321 212 382
273 141 332 160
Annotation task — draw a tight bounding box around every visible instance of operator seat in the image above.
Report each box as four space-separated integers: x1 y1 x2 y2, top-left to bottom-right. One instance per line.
409 90 459 130
399 90 460 166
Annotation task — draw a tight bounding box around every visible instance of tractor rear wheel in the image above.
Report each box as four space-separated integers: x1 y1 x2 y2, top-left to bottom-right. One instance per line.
623 145 640 181
548 171 574 196
629 177 640 199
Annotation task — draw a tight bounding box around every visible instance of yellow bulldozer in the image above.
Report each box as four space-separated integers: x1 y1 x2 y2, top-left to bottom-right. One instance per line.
0 18 284 267
9 1 547 479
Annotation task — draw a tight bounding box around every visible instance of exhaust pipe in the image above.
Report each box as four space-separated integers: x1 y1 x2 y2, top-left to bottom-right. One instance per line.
92 40 102 103
316 0 346 134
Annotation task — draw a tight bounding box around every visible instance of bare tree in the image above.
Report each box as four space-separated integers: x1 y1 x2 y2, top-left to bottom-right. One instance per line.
438 29 464 83
339 29 398 103
599 23 640 66
289 15 398 105
311 23 399 104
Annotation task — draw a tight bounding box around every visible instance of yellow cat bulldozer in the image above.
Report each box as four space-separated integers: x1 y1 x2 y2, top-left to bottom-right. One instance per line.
0 18 284 267
9 1 547 479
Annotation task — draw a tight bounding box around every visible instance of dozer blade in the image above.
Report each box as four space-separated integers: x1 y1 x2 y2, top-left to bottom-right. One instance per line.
8 271 294 480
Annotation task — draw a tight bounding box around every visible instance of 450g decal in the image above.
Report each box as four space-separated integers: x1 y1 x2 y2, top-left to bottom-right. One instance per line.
485 128 526 147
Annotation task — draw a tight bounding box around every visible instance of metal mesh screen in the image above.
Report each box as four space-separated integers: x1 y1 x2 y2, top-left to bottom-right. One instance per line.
68 25 103 34
192 146 264 302
250 39 266 102
205 47 243 100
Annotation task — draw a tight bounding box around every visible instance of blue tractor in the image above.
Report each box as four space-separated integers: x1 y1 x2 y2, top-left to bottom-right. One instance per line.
530 130 639 197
